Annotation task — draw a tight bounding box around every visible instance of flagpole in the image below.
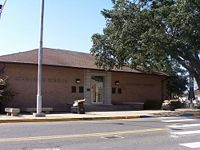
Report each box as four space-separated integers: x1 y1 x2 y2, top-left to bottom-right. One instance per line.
33 0 45 117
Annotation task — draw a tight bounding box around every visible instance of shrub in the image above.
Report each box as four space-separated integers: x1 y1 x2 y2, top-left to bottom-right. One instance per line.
144 100 162 110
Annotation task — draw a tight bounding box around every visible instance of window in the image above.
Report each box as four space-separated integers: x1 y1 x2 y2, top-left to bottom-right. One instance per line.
112 88 116 94
118 88 122 94
71 86 76 93
79 86 84 93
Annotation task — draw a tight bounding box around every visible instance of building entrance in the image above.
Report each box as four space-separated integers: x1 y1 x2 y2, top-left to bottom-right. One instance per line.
91 76 104 104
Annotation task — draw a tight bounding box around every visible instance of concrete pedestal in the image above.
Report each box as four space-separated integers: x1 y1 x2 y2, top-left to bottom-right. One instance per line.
33 112 46 117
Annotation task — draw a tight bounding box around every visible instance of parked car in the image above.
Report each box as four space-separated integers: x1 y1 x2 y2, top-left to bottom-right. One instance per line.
161 99 183 111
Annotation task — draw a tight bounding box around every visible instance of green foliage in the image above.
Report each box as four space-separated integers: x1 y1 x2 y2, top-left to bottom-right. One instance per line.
166 75 188 98
165 64 188 98
0 66 14 103
91 0 200 88
0 77 14 102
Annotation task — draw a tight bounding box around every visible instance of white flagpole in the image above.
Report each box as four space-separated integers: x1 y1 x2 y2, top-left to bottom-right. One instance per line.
33 0 45 117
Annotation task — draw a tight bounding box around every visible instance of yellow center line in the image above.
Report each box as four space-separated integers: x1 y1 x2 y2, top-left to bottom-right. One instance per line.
0 128 165 142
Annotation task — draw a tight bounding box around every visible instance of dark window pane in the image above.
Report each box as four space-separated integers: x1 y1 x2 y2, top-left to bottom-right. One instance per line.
118 88 122 94
91 76 103 82
72 86 76 93
79 86 84 93
112 88 116 94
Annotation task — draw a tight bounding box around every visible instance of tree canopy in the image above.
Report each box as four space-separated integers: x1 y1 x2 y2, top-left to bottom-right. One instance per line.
91 0 200 89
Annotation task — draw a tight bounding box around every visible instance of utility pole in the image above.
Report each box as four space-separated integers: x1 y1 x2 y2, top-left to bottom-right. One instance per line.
33 0 45 117
0 0 8 19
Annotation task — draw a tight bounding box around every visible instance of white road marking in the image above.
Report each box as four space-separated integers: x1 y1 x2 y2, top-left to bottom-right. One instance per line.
170 135 179 138
180 142 200 148
169 123 200 128
171 130 200 135
160 117 188 120
161 118 195 123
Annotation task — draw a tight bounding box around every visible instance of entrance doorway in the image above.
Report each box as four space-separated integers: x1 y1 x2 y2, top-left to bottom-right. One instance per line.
91 76 104 104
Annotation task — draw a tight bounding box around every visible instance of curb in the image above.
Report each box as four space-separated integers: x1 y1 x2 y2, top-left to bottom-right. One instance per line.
152 111 199 117
0 115 141 123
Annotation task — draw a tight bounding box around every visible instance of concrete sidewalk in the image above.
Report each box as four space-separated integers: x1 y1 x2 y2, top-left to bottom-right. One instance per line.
0 109 200 123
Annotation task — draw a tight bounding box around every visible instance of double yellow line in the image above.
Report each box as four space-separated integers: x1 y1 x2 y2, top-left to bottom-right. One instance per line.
0 128 165 142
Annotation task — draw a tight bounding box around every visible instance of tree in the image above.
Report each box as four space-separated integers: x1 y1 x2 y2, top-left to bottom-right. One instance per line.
0 65 14 110
0 76 13 101
91 0 200 89
166 75 188 99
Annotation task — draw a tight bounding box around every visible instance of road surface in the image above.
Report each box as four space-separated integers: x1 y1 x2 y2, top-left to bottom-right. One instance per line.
0 116 200 150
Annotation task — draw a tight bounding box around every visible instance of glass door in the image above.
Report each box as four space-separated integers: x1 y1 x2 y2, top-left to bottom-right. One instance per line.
91 76 104 104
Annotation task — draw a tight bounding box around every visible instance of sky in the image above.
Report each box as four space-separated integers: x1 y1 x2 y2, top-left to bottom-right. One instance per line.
0 0 113 56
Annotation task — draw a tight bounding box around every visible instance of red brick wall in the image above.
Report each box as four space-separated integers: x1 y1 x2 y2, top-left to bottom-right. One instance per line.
111 72 165 104
3 63 166 111
4 63 84 111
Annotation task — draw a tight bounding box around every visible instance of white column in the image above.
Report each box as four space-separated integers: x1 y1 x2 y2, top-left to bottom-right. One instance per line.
104 72 112 105
84 70 91 105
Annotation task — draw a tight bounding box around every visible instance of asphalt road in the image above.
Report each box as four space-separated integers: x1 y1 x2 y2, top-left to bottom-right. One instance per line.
0 116 200 150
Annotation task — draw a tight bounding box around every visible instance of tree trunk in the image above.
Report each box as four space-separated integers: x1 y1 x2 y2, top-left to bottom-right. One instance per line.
194 72 200 89
177 56 200 90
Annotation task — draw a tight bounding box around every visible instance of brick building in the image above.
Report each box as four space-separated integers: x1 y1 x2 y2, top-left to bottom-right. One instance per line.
0 48 167 111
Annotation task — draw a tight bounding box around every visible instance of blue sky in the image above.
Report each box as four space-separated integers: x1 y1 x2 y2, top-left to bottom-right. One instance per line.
0 0 113 55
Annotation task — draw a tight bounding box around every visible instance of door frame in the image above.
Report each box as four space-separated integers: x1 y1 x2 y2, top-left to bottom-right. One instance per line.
91 76 104 104
84 70 112 105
